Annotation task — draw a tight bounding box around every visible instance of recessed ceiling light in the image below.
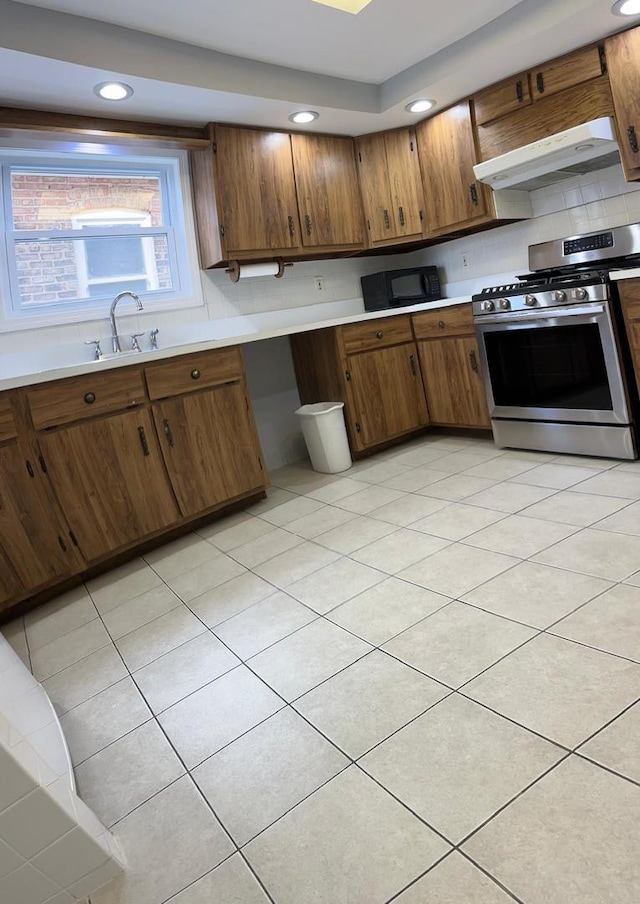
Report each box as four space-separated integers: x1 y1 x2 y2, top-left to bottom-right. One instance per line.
93 82 134 101
612 0 640 14
289 111 319 124
311 0 374 13
405 99 436 114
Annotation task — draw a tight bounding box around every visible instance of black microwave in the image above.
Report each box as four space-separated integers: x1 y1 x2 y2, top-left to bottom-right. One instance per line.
360 266 442 312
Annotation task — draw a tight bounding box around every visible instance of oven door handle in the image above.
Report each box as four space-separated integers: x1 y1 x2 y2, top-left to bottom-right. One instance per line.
477 303 605 325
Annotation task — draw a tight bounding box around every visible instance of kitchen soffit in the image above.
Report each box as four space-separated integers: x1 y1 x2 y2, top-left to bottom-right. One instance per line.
0 0 638 133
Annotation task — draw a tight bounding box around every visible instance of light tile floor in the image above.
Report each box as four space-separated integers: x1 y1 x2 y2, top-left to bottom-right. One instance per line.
4 433 640 904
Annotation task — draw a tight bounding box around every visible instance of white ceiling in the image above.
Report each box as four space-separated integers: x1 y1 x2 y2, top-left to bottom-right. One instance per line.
0 0 638 134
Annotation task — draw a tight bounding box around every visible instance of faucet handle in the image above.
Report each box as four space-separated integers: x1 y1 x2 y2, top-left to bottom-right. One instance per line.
150 328 159 350
84 339 103 361
130 333 146 353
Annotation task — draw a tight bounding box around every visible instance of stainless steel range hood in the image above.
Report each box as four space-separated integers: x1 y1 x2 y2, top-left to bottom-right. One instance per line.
473 118 620 191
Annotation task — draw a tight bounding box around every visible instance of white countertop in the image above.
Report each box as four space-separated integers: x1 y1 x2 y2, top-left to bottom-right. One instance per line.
0 294 471 392
610 268 640 281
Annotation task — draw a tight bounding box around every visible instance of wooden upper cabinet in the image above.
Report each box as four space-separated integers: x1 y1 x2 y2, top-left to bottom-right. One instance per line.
416 102 489 234
605 27 640 178
290 134 364 249
474 74 531 126
214 125 301 255
531 46 603 103
356 128 425 245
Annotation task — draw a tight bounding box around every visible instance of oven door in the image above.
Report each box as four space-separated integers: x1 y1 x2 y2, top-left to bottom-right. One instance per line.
475 301 630 425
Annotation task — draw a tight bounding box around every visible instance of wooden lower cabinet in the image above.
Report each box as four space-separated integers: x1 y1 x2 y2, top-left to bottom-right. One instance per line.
0 439 79 592
618 278 640 392
417 336 490 429
0 346 268 619
347 344 429 447
153 382 266 516
39 409 180 562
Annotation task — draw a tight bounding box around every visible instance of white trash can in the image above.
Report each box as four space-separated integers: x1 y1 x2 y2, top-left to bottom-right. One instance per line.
295 402 352 474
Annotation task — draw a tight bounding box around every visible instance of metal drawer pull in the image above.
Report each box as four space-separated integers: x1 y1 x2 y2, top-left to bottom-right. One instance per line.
138 426 150 457
409 354 417 376
438 320 445 329
376 330 384 339
628 126 639 154
163 419 175 448
536 72 544 94
191 369 201 380
84 392 96 405
469 350 479 373
516 79 524 102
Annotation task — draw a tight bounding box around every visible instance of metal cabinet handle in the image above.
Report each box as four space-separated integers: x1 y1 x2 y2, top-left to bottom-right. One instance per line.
469 350 479 373
57 536 68 553
138 426 150 457
25 460 35 478
305 214 312 236
409 354 417 376
355 422 362 433
376 330 384 339
345 370 351 382
438 320 445 329
469 183 478 206
163 418 175 448
398 206 406 227
191 369 201 380
288 215 295 236
84 392 96 405
536 72 544 94
383 209 391 229
516 79 524 102
628 126 639 154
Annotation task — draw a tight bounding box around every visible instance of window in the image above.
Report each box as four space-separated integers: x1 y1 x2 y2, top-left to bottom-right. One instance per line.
0 148 201 325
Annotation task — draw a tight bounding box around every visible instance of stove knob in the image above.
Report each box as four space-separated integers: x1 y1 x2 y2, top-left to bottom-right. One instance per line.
481 300 495 312
498 298 511 310
572 287 588 300
524 294 537 306
552 290 567 303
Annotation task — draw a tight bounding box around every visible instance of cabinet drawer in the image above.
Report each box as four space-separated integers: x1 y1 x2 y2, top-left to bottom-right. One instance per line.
412 304 474 339
146 347 244 400
0 393 17 442
27 369 146 430
340 315 413 354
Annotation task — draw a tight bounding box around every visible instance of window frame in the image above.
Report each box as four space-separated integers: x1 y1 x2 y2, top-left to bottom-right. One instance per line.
0 146 203 331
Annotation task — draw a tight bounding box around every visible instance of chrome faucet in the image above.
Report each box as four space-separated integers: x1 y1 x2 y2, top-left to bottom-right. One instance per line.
109 291 144 353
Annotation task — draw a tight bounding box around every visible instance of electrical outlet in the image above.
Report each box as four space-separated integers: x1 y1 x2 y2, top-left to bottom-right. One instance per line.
461 253 470 268
314 277 324 292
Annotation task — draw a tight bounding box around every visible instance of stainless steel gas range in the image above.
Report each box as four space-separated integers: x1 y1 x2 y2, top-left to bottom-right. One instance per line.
472 224 640 460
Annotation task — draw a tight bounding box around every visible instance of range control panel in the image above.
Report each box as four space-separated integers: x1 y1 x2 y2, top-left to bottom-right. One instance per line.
563 232 614 256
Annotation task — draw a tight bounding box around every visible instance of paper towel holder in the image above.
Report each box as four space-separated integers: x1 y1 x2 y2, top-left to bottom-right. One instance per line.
226 258 292 283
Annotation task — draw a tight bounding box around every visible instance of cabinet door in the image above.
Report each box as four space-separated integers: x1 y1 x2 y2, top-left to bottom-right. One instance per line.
417 102 489 233
153 382 265 517
605 29 640 177
384 129 425 239
474 74 531 125
619 279 640 392
214 126 301 254
347 343 429 448
291 134 364 248
356 132 397 244
0 442 76 590
531 46 603 103
0 549 21 610
417 337 490 428
40 409 179 561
